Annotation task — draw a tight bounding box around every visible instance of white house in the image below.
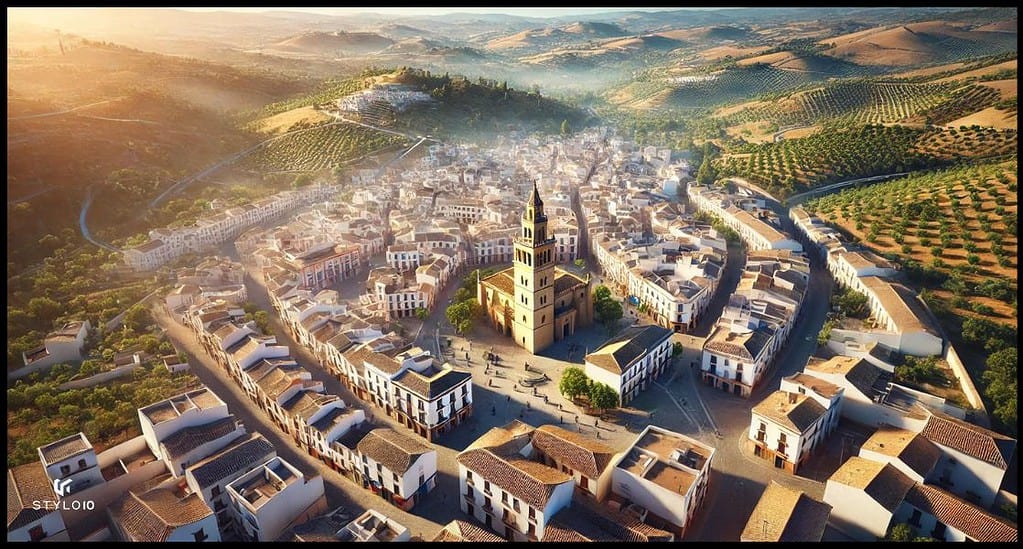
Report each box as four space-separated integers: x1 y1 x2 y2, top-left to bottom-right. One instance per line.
749 388 835 474
337 509 411 542
37 432 105 496
457 421 575 541
137 387 243 477
7 463 71 542
609 425 715 538
227 457 328 542
332 426 437 512
584 325 674 406
350 346 473 441
21 320 91 370
918 412 1016 509
184 433 277 535
823 456 917 541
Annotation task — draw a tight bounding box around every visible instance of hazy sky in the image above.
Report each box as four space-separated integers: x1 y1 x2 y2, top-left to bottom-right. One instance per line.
177 7 702 18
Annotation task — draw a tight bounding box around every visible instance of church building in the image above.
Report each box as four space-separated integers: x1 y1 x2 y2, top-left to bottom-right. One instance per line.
477 183 593 354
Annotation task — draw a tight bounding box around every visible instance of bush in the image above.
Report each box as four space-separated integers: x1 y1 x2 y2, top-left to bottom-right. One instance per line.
895 356 945 386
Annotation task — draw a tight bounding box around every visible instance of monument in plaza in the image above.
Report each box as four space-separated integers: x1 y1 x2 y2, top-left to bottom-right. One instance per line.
477 182 593 354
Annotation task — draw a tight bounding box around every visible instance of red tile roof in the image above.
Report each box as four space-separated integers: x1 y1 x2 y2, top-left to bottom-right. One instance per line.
905 483 1017 542
920 413 1015 470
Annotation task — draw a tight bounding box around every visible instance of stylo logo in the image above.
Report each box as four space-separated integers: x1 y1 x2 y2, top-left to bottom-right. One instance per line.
53 478 73 497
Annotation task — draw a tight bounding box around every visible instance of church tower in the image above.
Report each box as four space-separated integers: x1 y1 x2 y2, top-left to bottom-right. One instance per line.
511 181 556 353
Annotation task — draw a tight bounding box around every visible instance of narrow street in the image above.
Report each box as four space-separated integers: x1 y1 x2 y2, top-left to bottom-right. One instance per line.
151 304 446 539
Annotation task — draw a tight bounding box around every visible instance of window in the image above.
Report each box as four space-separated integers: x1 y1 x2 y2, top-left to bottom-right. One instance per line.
28 525 45 542
528 507 536 520
193 529 209 542
78 458 87 469
909 509 922 527
502 492 508 504
211 486 222 498
60 464 71 476
484 480 492 495
931 521 946 541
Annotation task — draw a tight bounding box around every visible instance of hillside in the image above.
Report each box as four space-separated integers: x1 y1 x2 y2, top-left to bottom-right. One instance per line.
802 161 1018 433
269 31 395 56
6 42 313 270
562 21 629 37
822 20 1017 67
486 27 569 50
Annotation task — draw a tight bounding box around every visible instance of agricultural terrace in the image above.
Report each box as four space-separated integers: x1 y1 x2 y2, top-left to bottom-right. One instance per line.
803 160 1017 324
717 123 1016 197
240 122 405 172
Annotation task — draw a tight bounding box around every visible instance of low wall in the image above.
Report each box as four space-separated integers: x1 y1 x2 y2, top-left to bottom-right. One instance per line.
57 364 140 390
943 343 988 425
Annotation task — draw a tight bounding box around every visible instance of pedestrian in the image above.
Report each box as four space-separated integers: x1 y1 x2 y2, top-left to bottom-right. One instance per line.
559 415 563 424
543 395 548 404
526 402 531 410
507 395 511 402
595 418 599 427
575 415 578 424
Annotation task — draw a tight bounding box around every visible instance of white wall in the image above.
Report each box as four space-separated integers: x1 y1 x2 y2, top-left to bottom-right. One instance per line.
822 480 893 541
7 511 69 542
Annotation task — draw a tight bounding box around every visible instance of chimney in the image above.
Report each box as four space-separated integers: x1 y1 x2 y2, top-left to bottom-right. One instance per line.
787 392 797 405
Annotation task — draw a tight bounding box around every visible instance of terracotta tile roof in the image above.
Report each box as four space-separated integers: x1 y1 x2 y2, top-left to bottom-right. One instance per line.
752 391 828 433
457 448 571 509
356 428 432 474
783 373 842 399
741 481 831 541
860 276 942 337
185 433 276 489
806 355 888 398
828 456 915 512
904 484 1017 542
465 420 534 452
359 350 403 375
920 412 1015 470
161 416 241 459
430 520 507 542
112 487 212 541
553 269 587 295
531 425 617 479
281 391 339 423
860 425 941 479
703 325 755 361
7 462 58 531
481 268 515 296
584 325 672 375
545 496 674 542
38 432 92 465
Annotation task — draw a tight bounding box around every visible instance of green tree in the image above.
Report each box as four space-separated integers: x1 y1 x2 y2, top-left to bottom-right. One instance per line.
415 307 429 321
982 347 1017 432
672 342 684 357
291 173 314 189
561 119 570 136
559 367 590 400
885 523 913 542
588 381 620 415
574 258 586 269
123 304 152 334
253 311 271 334
696 154 718 186
445 300 480 335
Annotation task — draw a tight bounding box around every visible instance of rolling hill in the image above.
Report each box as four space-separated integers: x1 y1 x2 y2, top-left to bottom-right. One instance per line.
268 31 395 56
822 20 1018 67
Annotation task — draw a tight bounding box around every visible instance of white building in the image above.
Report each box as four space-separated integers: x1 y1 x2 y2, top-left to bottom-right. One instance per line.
748 387 837 474
350 346 473 441
37 432 105 496
609 425 714 538
184 433 277 535
227 457 327 542
584 325 674 406
823 456 917 541
21 320 91 371
333 426 437 512
7 463 70 542
457 421 575 541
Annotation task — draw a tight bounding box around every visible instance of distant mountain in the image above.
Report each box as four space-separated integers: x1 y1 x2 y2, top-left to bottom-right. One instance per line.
561 21 628 38
376 23 436 40
269 31 394 56
383 37 444 54
486 27 569 50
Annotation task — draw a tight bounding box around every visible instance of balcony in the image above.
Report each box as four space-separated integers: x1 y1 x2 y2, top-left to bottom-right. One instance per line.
502 511 518 526
755 432 766 443
482 501 494 514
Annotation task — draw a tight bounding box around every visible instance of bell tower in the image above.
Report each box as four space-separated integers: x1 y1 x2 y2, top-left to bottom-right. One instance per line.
511 181 556 353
